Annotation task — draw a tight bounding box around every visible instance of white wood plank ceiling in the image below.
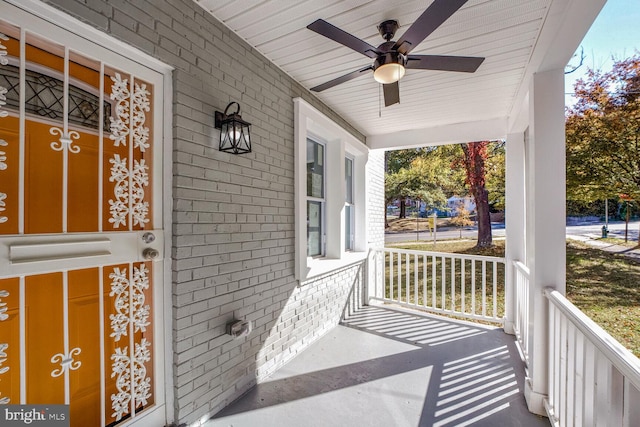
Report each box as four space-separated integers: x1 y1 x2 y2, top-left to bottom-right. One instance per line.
194 0 572 139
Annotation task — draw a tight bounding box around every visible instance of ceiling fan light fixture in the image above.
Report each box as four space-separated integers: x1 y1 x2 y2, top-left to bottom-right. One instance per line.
373 52 406 84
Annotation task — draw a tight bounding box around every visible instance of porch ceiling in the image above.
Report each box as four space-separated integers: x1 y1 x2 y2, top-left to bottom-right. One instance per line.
194 0 605 148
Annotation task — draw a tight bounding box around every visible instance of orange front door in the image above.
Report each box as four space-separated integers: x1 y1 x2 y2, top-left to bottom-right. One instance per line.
0 6 166 426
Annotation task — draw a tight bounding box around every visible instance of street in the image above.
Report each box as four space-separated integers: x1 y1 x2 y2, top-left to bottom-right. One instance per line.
384 220 640 244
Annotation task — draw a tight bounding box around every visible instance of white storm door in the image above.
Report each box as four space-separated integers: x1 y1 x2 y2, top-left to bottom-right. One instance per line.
0 3 169 427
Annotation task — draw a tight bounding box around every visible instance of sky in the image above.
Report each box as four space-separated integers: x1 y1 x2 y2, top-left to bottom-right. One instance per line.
565 0 640 105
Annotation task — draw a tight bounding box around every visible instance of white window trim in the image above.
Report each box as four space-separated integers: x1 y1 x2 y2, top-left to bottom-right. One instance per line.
294 98 368 281
345 156 355 251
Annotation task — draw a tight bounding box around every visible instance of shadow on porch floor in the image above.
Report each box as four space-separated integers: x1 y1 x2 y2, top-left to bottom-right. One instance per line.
208 306 549 427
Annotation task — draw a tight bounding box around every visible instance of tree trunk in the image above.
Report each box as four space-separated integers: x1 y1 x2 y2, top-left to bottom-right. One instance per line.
461 142 493 248
474 186 493 247
385 206 388 228
625 201 629 242
399 200 406 219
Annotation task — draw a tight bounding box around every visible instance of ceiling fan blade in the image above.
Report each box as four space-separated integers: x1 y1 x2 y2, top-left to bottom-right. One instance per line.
394 0 468 55
310 65 373 92
406 55 484 72
308 19 380 59
383 82 400 107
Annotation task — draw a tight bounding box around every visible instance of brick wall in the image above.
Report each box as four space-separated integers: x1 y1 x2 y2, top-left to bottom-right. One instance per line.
367 150 386 248
42 1 368 425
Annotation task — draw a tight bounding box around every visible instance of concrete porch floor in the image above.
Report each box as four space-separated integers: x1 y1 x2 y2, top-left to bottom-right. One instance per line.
208 306 550 427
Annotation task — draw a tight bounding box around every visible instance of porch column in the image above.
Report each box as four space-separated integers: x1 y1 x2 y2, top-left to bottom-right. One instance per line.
504 131 526 335
524 68 566 416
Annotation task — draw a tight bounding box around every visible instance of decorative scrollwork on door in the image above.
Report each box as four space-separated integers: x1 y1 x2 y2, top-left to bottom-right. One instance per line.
109 264 152 421
108 73 151 230
50 347 82 378
0 32 9 226
0 289 9 404
49 126 81 154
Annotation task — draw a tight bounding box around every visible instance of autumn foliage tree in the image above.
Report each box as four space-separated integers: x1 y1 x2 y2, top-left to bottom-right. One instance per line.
566 55 640 204
461 141 493 248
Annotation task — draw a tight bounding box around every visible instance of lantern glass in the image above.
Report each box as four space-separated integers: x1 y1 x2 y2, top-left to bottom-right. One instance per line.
219 115 251 154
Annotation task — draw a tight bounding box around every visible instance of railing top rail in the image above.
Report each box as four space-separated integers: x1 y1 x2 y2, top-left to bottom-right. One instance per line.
379 247 505 263
512 260 530 276
545 287 640 390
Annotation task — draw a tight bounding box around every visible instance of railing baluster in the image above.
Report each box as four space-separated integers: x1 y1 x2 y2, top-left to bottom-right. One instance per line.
398 252 403 302
431 254 436 309
397 252 402 302
549 304 558 422
378 250 383 299
396 252 400 302
389 251 394 301
560 310 567 427
573 328 585 427
595 352 608 427
460 259 467 313
451 257 456 312
493 261 497 319
441 256 446 310
398 253 402 302
582 337 595 426
422 254 427 308
404 252 409 303
414 253 418 306
482 260 487 317
471 260 476 315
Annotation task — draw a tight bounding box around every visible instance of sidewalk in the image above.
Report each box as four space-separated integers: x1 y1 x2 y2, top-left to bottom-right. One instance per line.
567 234 640 262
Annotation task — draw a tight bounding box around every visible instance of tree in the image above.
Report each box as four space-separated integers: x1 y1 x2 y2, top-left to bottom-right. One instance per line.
385 149 449 225
485 142 506 212
386 149 424 219
461 141 493 248
566 55 640 235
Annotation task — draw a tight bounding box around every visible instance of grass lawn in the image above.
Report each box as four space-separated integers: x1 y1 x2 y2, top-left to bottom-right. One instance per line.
565 240 640 357
387 239 640 357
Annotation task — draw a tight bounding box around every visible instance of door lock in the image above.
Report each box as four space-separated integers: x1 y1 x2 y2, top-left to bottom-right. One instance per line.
142 232 156 244
143 248 160 260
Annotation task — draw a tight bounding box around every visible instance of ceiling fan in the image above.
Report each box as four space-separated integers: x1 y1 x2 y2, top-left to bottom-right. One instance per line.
307 0 484 107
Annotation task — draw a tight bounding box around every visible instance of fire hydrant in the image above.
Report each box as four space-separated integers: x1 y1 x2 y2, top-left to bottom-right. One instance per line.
601 225 608 238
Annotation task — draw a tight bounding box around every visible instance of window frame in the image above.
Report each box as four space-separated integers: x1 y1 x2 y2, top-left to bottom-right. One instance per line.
344 156 354 251
294 98 368 281
306 137 326 257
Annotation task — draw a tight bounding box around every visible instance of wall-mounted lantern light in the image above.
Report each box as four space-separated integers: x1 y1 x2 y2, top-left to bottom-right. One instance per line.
214 101 252 154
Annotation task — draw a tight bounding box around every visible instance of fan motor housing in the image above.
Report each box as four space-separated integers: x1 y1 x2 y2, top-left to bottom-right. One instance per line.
374 52 407 71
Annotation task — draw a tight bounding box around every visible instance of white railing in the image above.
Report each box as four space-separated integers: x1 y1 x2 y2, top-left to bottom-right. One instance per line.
544 288 640 427
513 260 530 366
370 248 506 324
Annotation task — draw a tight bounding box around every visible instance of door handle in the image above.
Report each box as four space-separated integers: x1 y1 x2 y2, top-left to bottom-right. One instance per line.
142 248 159 260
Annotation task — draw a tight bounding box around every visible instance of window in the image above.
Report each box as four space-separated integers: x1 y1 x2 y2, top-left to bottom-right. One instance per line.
294 98 368 281
0 63 112 130
307 138 325 257
345 157 354 251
